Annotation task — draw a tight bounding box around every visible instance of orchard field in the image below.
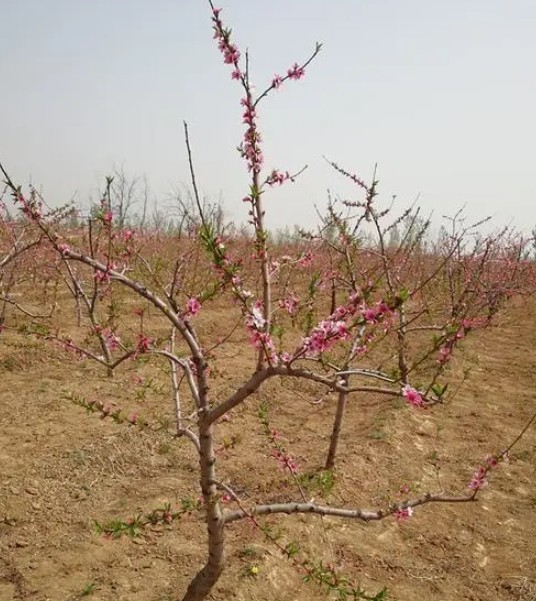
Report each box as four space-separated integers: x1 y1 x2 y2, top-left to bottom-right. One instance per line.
0 223 535 601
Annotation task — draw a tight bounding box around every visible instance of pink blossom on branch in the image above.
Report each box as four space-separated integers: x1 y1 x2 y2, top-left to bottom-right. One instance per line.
468 453 501 491
298 251 313 267
301 319 350 357
401 385 424 407
94 262 117 284
468 467 488 491
122 229 134 242
244 301 278 364
266 169 290 186
136 333 154 354
272 75 283 89
287 62 305 80
395 507 414 521
361 301 391 324
103 329 121 351
279 294 299 316
185 296 202 317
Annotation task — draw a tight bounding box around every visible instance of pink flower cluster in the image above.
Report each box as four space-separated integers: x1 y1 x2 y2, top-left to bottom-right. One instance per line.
94 262 116 284
14 192 42 220
272 58 307 90
122 229 134 242
266 169 290 186
402 385 424 407
437 317 488 365
245 301 278 364
298 251 313 267
136 333 153 354
395 506 414 521
102 328 121 351
272 448 299 474
362 301 391 324
239 97 263 173
211 8 265 175
287 63 305 80
185 296 201 318
211 8 241 68
302 319 350 357
468 454 499 491
279 294 299 316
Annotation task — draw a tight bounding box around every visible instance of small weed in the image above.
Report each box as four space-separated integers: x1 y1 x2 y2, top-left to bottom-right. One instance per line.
298 470 335 496
79 582 99 597
370 429 387 441
0 356 17 371
238 546 259 559
158 441 172 455
427 450 441 468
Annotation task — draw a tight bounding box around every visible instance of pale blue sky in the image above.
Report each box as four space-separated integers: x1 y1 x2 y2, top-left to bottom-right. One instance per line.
1 0 535 232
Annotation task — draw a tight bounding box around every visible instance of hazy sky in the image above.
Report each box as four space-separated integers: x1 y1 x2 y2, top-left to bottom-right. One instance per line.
1 0 535 233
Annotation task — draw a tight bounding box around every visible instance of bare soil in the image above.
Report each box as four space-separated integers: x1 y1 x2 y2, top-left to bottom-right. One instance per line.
1 299 535 601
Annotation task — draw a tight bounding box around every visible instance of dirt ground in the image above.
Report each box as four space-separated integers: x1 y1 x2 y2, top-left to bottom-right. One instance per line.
1 297 535 601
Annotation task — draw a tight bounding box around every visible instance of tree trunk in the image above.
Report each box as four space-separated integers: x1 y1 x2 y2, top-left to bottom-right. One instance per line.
325 376 348 470
182 417 225 601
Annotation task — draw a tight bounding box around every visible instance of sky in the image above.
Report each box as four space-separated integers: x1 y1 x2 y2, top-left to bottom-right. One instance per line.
1 0 535 234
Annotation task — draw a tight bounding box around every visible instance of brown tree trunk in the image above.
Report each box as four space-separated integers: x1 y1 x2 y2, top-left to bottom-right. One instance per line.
182 417 225 601
325 375 348 470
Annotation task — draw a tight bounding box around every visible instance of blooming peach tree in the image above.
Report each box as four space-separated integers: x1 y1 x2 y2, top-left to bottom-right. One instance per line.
1 4 535 601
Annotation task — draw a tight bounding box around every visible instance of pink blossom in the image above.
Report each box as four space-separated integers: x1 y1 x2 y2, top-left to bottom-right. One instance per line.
301 319 350 357
395 507 414 521
57 242 70 255
468 467 488 490
272 449 299 474
272 75 283 89
94 262 116 284
280 352 292 364
103 329 121 351
486 454 498 468
185 297 201 317
266 169 290 186
298 251 313 267
363 308 377 323
361 301 391 324
402 385 424 407
331 305 347 320
437 345 452 364
136 333 153 354
244 302 278 363
279 295 299 316
287 63 305 80
248 301 266 330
